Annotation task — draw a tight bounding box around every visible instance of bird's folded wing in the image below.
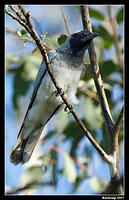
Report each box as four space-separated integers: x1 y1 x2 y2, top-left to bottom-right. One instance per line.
17 49 54 138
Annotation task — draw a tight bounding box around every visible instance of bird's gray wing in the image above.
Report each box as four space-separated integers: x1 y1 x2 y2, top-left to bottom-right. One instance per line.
17 61 47 138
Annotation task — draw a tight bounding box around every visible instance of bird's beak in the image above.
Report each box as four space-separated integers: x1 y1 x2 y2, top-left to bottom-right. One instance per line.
90 32 98 39
80 30 98 42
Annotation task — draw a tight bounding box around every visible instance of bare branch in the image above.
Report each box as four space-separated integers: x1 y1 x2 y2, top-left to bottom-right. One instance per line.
109 105 124 155
5 9 29 32
10 5 26 23
81 6 114 133
108 6 124 71
101 176 123 194
59 6 70 35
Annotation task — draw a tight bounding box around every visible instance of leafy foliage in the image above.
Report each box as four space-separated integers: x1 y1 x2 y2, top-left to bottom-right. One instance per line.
6 53 41 115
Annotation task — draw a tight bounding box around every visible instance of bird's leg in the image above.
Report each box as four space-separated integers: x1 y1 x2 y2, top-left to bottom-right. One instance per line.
54 89 73 114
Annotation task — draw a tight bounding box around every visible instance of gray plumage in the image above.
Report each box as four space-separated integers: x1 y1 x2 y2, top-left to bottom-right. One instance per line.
10 29 97 165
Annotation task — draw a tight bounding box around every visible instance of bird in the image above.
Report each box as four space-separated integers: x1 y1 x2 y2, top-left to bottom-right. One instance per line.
10 29 97 165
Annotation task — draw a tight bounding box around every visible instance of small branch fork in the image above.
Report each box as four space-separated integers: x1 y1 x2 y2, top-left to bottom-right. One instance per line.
6 6 124 193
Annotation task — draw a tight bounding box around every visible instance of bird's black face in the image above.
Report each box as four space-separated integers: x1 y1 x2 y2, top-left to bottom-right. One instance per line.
70 29 98 57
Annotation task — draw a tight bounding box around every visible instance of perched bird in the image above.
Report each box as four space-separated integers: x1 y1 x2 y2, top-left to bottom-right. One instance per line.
10 29 97 165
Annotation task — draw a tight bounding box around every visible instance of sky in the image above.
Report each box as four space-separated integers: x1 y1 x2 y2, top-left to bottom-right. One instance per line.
5 5 124 195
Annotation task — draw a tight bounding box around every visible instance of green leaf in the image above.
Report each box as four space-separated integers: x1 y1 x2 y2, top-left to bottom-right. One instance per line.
20 54 40 81
56 109 68 131
90 177 108 193
17 28 30 37
46 34 57 48
32 47 38 54
58 34 68 46
72 171 87 192
116 8 124 24
81 97 103 130
63 121 84 156
6 54 21 68
7 53 41 115
64 153 77 183
99 60 120 78
89 8 105 20
43 130 57 140
93 25 114 49
13 68 31 115
21 166 43 185
50 150 57 184
38 152 51 166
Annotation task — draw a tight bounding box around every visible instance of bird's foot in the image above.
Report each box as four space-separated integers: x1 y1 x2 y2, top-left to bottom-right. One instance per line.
64 104 73 114
55 88 64 97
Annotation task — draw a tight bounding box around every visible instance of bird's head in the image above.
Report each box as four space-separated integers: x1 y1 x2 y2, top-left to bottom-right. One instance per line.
60 29 98 58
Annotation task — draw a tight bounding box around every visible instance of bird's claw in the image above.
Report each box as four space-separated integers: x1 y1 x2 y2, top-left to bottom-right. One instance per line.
55 88 64 97
64 104 73 114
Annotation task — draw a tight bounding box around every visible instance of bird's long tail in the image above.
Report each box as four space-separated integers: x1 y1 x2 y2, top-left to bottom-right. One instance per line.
10 125 43 165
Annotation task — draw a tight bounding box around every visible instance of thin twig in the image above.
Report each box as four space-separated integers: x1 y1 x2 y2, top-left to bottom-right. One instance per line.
59 6 70 35
5 10 29 31
108 6 123 71
10 5 26 23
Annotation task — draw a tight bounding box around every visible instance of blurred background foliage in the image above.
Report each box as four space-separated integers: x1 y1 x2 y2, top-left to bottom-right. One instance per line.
5 5 124 195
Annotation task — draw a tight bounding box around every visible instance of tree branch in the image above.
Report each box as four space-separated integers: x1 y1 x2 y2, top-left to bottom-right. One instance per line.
81 6 114 133
108 6 123 71
81 5 124 194
109 105 124 155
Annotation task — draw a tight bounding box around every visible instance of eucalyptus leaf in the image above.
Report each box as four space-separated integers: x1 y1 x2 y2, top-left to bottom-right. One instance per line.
89 8 105 20
13 72 31 116
63 121 84 156
81 97 103 130
8 53 41 115
58 34 68 46
17 28 30 37
72 171 87 192
99 60 120 78
116 8 124 24
50 150 57 184
21 166 43 185
90 177 108 193
93 25 114 49
64 153 77 183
